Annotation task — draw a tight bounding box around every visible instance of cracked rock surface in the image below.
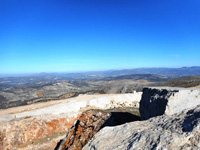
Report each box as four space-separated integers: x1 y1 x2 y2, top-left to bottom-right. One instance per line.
140 87 200 120
83 105 200 150
55 110 111 150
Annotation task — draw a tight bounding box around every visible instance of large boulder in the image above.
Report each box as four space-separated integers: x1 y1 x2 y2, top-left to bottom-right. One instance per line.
140 87 200 120
55 109 141 150
55 110 111 150
83 105 200 150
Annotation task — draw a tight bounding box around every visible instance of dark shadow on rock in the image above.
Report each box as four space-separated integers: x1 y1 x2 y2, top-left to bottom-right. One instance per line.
139 88 170 120
182 110 200 132
54 140 63 150
54 110 140 150
102 112 140 127
54 110 111 150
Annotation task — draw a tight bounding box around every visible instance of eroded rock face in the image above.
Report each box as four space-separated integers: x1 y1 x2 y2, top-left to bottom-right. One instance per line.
83 105 200 150
0 114 79 150
55 110 111 150
140 87 200 120
0 93 141 150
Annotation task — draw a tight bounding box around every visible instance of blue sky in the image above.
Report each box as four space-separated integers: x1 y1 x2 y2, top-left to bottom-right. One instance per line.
0 0 200 74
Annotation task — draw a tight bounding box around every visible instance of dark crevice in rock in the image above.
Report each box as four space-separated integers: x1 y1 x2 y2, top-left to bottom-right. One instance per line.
55 109 140 150
55 110 111 150
182 110 200 132
102 112 140 127
139 87 173 120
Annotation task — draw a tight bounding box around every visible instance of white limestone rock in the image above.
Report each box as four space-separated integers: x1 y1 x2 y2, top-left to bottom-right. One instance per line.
83 105 200 150
139 87 200 120
0 93 142 123
87 93 142 109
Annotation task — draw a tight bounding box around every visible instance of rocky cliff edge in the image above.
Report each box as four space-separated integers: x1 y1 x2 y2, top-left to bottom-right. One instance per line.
83 104 200 150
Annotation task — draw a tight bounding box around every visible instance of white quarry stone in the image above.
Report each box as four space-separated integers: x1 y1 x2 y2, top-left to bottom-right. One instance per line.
83 105 200 150
87 93 142 109
0 93 142 122
139 87 200 120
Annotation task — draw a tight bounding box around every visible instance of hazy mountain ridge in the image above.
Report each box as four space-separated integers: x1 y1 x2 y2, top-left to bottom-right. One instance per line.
1 66 200 90
1 66 200 79
0 66 200 109
98 74 171 82
102 66 200 77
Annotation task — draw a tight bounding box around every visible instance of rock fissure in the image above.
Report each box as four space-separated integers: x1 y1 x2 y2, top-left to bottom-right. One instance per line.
55 109 141 150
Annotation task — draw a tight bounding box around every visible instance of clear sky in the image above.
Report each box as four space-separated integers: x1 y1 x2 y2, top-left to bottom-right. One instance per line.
0 0 200 74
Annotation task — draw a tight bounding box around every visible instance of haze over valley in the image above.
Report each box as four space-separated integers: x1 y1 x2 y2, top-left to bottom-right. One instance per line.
0 66 200 109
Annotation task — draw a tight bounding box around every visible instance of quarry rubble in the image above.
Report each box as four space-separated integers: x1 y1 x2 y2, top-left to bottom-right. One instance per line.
83 87 200 150
83 104 200 150
1 87 200 150
0 93 141 150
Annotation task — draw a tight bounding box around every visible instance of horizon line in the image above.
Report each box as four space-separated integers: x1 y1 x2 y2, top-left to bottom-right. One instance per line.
0 66 199 76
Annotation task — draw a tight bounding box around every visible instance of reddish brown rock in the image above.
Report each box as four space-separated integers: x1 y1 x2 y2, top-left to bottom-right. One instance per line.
56 110 111 150
0 115 80 150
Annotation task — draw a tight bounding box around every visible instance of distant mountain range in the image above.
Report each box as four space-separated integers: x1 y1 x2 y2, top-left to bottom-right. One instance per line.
0 67 200 109
0 66 200 78
101 66 200 77
97 74 171 82
35 66 200 78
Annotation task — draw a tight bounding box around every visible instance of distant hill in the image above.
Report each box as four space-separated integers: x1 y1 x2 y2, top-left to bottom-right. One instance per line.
101 66 200 77
154 76 200 88
98 74 171 82
1 66 200 79
0 71 199 109
0 66 200 89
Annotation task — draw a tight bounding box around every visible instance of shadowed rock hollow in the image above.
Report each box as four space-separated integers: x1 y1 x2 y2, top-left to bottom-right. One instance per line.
82 87 200 150
55 110 140 150
83 105 200 150
55 110 111 150
140 87 200 120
